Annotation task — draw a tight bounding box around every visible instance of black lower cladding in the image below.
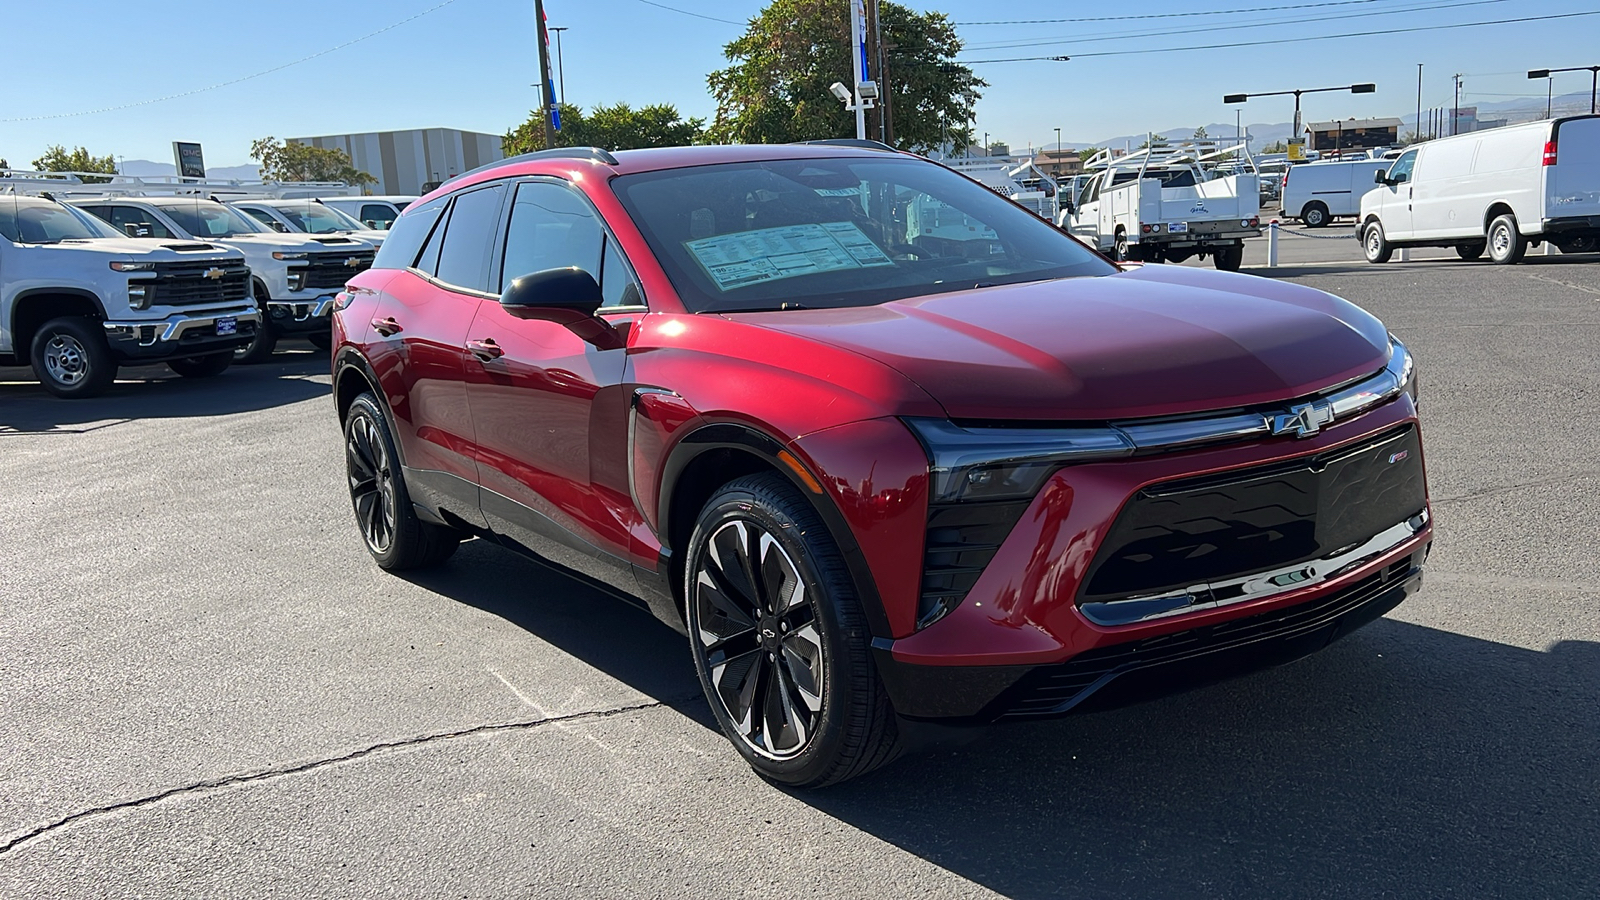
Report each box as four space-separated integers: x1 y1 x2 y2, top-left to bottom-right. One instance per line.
1080 425 1426 604
878 547 1425 721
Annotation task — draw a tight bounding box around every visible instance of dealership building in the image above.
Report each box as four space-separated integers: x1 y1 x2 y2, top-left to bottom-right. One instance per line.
288 127 505 195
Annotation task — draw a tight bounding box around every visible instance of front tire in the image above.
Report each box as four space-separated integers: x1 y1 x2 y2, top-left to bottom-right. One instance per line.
30 317 117 399
344 393 461 570
1363 221 1393 264
1487 214 1526 265
1301 201 1330 228
685 473 899 788
167 353 233 378
235 286 277 364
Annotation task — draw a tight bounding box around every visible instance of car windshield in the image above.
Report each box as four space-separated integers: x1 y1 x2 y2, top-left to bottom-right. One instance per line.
613 155 1115 313
0 198 115 243
1109 168 1198 188
159 201 263 238
277 204 367 234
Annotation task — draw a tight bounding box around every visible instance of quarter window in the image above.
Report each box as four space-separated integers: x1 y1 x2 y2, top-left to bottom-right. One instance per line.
374 197 445 271
433 184 507 292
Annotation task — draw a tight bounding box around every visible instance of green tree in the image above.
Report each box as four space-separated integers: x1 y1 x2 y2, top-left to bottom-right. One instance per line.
1261 140 1289 154
1192 126 1209 140
707 0 983 153
33 145 117 183
249 137 376 185
1077 146 1103 162
503 102 704 155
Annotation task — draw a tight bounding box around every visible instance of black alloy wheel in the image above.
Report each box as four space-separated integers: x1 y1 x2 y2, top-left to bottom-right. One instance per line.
343 393 460 569
686 474 899 787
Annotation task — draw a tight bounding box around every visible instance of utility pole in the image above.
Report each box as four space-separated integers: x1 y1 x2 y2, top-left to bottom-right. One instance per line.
869 0 888 144
533 0 556 148
550 26 568 105
1452 73 1462 135
1415 63 1422 143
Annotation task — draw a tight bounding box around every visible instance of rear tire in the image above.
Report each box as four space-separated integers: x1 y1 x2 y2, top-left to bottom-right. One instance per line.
167 353 233 378
1556 234 1595 254
307 331 332 351
343 393 461 570
1455 242 1486 260
1301 201 1330 228
30 317 117 399
1211 244 1244 271
1487 214 1526 265
1112 229 1129 262
685 473 899 788
1363 221 1393 264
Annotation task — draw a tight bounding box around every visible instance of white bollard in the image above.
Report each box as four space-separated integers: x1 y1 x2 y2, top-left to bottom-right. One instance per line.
1267 222 1279 268
1398 246 1411 262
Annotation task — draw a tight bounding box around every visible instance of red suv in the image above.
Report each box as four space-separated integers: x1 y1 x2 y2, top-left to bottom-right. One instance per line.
332 143 1430 787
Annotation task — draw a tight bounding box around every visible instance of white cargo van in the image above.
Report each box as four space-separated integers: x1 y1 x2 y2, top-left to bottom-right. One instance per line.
1360 115 1600 264
1282 159 1390 226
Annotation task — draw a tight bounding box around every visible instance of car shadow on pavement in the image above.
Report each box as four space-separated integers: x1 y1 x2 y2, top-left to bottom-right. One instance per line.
804 619 1600 899
396 538 704 709
0 350 330 434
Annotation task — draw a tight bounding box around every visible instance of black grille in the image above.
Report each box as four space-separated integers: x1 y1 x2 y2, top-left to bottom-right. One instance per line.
998 552 1423 719
919 500 1030 628
302 250 375 289
148 260 250 307
1080 425 1426 604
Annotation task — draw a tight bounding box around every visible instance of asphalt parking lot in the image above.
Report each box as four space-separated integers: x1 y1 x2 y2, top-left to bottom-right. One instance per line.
3 232 1597 899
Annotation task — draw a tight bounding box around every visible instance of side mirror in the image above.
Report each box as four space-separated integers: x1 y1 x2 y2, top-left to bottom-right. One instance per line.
501 266 604 315
1374 170 1390 185
499 267 621 349
1062 200 1076 215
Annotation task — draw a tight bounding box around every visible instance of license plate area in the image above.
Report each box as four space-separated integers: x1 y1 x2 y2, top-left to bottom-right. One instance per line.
1168 221 1189 233
216 317 237 336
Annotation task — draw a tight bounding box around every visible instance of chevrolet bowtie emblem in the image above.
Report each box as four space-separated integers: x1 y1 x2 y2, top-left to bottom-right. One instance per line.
203 267 225 280
345 257 362 267
1272 400 1335 438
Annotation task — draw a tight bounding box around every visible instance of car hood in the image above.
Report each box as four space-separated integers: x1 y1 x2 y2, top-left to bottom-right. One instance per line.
726 264 1392 421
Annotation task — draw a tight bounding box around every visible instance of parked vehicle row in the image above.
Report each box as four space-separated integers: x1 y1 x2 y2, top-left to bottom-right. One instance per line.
0 176 419 395
332 142 1431 787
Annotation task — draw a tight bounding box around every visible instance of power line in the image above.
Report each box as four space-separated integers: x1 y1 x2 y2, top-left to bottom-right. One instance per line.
955 0 1390 27
962 11 1600 64
963 0 1510 53
1 0 468 123
629 0 745 26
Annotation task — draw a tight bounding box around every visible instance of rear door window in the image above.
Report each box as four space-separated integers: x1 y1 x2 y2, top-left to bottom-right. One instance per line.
433 184 508 292
374 197 446 270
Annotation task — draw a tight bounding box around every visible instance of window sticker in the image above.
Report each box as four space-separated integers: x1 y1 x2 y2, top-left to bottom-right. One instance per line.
684 222 894 291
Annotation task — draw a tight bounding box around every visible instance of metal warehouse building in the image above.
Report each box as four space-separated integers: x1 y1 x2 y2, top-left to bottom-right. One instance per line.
289 128 505 196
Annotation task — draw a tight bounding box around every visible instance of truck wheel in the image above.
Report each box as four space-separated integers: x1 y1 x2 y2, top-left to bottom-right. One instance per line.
1556 235 1595 254
30 317 117 399
235 285 277 364
685 473 899 787
1113 229 1129 262
1455 242 1486 260
307 331 332 352
1301 202 1330 228
1211 244 1244 271
167 353 233 378
344 393 461 569
1363 221 1393 264
1487 214 1526 265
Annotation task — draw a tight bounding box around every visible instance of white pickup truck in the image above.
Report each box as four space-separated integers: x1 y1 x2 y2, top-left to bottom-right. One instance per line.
0 193 258 398
1058 142 1261 270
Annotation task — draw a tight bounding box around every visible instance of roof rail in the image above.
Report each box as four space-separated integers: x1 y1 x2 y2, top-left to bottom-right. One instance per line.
795 139 896 151
440 146 621 192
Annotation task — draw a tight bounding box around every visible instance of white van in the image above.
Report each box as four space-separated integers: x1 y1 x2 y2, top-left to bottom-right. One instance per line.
314 196 415 230
1360 115 1600 264
1282 159 1390 226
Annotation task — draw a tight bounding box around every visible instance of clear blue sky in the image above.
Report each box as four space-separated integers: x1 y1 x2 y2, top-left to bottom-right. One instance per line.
3 0 1596 168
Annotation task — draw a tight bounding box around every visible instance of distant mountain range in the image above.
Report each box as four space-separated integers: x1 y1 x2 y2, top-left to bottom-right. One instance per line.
118 159 261 180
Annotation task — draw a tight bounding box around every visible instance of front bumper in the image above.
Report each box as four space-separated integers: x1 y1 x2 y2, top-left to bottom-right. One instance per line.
866 392 1430 721
265 295 337 334
103 306 260 361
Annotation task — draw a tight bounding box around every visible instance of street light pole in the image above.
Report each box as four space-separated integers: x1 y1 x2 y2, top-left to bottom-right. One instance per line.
1415 63 1422 143
1528 65 1600 116
1453 73 1463 135
1224 83 1375 156
549 26 568 106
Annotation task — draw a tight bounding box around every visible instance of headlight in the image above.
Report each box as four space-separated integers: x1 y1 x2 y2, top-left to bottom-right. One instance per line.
903 418 1133 503
1392 335 1419 405
272 251 309 261
110 261 154 271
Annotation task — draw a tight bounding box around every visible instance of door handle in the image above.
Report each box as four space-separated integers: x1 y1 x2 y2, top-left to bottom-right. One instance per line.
467 338 504 361
371 317 402 336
